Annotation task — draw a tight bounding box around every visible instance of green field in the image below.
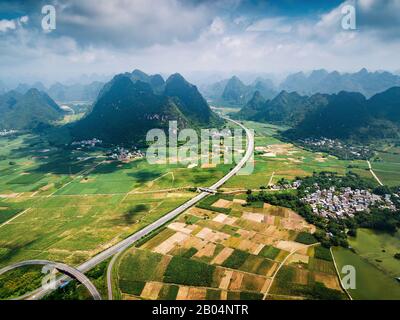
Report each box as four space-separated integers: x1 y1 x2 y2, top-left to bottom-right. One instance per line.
1 121 400 300
348 229 400 278
332 246 400 300
223 121 375 190
371 146 400 186
0 133 233 274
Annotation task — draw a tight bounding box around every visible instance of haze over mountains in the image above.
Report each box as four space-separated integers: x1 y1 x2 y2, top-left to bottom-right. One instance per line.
202 69 400 107
12 81 105 103
0 89 65 130
2 66 400 145
72 70 222 144
235 87 400 142
202 76 276 107
280 69 400 98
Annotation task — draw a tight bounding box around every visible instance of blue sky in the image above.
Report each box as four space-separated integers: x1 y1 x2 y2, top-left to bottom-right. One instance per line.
0 0 399 85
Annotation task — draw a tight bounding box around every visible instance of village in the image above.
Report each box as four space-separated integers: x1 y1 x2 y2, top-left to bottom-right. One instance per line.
71 138 145 162
0 129 17 137
302 186 396 219
107 146 144 162
299 137 373 160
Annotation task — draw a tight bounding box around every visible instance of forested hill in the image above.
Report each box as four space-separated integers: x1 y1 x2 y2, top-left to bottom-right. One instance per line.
72 70 223 144
234 87 400 142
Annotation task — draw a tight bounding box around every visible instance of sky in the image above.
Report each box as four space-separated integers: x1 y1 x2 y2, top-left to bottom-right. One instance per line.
0 0 399 85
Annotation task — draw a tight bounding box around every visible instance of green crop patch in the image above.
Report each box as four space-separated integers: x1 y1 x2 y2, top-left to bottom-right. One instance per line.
119 280 145 296
0 207 23 224
240 291 263 300
179 247 198 259
222 249 250 269
314 246 333 261
196 194 233 214
158 284 179 300
6 173 45 185
295 232 318 245
119 249 164 283
308 257 336 275
164 256 215 287
258 245 281 260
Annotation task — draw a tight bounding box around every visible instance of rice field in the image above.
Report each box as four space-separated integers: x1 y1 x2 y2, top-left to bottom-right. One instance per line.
114 193 346 300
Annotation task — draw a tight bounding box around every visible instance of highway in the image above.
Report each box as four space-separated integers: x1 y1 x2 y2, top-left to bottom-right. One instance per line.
27 118 254 300
0 260 102 300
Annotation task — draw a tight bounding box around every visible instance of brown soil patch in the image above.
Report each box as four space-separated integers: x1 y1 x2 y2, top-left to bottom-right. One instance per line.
242 212 265 223
196 227 229 243
187 287 207 300
219 270 233 290
211 247 234 265
182 236 208 251
194 242 216 258
313 272 342 290
252 243 265 255
168 222 195 234
187 207 215 218
228 272 244 291
266 262 279 277
287 158 302 163
176 286 190 300
213 213 227 223
80 178 95 184
276 240 307 252
140 281 163 300
233 199 246 205
212 199 232 208
261 278 272 293
0 193 19 198
201 163 217 169
220 290 228 300
241 273 266 292
153 232 189 254
256 144 294 156
293 269 309 285
237 239 259 253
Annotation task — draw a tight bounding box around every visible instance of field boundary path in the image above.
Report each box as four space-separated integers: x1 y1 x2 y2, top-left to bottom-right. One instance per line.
330 247 353 300
367 160 384 186
263 242 320 300
25 117 254 300
0 208 31 230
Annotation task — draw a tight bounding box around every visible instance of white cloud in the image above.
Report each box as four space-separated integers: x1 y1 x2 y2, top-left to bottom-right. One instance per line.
1 0 400 84
56 0 213 48
19 16 29 24
246 17 292 33
0 19 16 32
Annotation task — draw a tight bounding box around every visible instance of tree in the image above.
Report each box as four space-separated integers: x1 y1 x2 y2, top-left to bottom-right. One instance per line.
347 229 357 237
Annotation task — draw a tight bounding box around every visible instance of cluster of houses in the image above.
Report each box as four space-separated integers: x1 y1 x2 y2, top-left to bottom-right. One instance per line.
268 180 302 190
302 186 396 219
108 147 144 162
0 129 17 136
71 138 103 148
300 138 372 159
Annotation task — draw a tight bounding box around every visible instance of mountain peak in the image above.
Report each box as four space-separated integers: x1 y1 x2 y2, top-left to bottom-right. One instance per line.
25 88 41 96
357 68 369 75
166 73 187 84
228 75 243 84
131 69 148 78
